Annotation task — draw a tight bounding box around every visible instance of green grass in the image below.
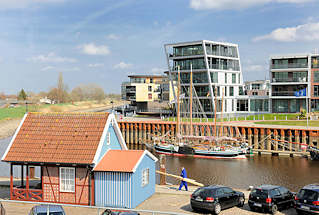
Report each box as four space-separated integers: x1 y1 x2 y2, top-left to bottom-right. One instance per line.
0 105 41 121
255 120 319 127
164 113 299 122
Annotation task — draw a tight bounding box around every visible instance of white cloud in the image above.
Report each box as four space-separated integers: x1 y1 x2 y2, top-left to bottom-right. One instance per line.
151 67 165 73
113 62 133 69
106 34 119 40
28 52 77 63
41 66 55 71
190 0 314 10
79 43 110 55
253 22 319 42
88 63 104 68
0 0 65 10
244 64 267 72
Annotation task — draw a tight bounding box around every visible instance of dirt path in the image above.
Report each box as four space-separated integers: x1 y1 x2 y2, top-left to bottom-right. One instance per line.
0 119 20 139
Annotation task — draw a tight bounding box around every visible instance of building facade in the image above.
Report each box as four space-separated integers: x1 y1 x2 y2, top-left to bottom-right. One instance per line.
270 54 319 113
164 40 269 117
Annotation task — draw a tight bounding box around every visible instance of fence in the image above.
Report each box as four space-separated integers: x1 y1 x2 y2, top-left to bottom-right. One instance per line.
0 199 189 215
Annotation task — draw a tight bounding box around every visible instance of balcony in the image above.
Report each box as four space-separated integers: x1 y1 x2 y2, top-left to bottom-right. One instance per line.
272 77 307 83
272 91 306 96
271 63 308 69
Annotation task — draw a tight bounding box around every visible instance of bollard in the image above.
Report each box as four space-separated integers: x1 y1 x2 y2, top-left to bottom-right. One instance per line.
274 116 276 121
286 116 287 121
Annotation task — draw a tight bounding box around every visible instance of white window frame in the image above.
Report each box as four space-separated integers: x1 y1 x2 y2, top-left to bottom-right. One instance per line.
59 167 75 193
141 168 149 187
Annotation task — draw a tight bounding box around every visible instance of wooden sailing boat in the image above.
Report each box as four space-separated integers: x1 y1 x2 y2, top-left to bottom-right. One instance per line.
154 65 248 159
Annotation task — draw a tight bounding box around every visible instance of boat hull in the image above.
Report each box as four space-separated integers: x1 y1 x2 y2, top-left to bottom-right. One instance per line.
154 145 247 159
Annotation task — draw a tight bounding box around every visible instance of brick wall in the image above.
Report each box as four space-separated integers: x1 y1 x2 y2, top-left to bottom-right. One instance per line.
42 166 90 205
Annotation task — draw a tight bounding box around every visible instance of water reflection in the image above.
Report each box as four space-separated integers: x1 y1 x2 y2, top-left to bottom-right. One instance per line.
154 151 319 191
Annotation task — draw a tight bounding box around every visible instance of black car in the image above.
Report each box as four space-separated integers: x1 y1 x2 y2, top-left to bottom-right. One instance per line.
248 185 295 214
295 184 319 215
190 185 245 215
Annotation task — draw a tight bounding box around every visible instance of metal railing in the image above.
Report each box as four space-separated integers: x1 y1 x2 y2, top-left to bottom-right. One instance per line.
0 199 189 215
272 91 306 96
271 63 308 69
272 77 307 83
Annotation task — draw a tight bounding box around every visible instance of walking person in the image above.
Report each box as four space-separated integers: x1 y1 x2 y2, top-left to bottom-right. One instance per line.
178 167 188 191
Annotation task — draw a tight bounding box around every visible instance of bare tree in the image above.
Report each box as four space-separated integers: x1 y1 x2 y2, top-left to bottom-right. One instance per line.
56 72 69 103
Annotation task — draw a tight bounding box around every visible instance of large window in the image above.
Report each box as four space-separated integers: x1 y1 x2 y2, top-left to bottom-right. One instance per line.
225 73 227 84
232 73 236 84
314 86 319 97
209 58 240 71
314 71 319 82
174 45 203 56
272 58 308 69
230 86 234 96
60 167 75 192
174 58 206 70
142 168 149 187
210 72 218 83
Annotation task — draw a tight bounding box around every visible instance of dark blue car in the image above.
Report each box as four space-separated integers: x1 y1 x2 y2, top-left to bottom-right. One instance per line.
295 184 319 215
29 205 66 215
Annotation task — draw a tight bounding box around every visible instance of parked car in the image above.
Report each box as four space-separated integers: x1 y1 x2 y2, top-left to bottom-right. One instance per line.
295 184 319 215
190 185 245 215
29 205 66 215
101 209 140 215
248 185 295 214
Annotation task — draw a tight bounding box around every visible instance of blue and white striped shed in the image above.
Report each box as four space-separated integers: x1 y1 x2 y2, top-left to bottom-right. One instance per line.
93 150 158 208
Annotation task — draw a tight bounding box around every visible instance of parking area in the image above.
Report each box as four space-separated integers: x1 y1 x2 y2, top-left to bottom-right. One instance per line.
0 185 298 215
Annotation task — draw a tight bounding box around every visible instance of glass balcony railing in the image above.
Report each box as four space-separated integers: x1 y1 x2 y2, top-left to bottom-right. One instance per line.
272 91 306 96
272 77 307 83
271 63 308 69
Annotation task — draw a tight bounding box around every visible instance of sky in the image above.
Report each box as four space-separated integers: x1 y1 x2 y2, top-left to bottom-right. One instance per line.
1 0 319 94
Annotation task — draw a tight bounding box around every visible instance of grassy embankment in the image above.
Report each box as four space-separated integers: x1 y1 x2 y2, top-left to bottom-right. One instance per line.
165 113 299 123
254 120 319 127
0 99 124 122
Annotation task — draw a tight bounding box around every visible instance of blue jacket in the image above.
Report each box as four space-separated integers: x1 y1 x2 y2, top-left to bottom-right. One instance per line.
180 168 187 178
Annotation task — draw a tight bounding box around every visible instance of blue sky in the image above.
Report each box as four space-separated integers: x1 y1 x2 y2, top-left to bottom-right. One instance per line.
1 0 319 94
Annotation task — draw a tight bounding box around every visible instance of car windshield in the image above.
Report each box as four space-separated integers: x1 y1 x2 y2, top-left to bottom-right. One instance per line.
251 189 268 198
297 189 319 201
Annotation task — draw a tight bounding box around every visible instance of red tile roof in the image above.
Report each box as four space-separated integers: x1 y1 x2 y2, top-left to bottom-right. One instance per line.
93 150 146 172
3 112 110 164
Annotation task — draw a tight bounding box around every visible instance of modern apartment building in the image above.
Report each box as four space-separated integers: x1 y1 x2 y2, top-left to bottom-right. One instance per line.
270 54 319 113
245 80 270 97
121 75 164 110
164 40 269 117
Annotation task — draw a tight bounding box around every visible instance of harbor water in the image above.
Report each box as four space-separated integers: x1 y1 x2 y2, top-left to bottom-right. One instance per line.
0 137 318 191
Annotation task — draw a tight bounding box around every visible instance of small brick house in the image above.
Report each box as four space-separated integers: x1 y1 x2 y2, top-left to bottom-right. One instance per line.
1 112 156 207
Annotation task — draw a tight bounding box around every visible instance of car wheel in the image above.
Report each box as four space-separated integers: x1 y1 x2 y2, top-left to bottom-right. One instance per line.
213 203 221 215
271 204 278 214
238 197 245 207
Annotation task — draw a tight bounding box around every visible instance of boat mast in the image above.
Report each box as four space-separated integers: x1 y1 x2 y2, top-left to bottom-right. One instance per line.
190 64 193 136
214 87 217 137
219 88 224 137
176 66 181 143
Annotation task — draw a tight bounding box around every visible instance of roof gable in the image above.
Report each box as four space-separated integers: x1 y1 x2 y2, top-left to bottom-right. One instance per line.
93 150 157 173
2 112 110 164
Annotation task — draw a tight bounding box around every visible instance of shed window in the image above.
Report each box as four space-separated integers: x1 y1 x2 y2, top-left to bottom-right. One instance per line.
142 168 149 187
60 167 75 192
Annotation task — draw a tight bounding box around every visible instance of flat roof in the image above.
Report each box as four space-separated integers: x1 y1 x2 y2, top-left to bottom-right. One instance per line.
128 74 166 78
164 40 238 47
270 53 319 59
